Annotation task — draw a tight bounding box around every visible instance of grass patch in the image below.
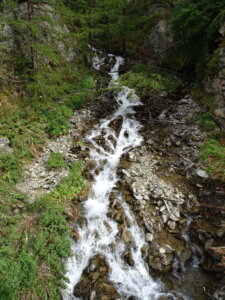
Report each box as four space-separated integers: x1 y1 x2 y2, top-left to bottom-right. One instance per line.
0 161 84 300
46 153 67 170
199 113 225 180
0 153 21 183
201 138 225 179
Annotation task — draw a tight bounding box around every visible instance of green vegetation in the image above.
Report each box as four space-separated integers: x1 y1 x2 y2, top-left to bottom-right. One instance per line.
0 162 84 300
199 114 225 180
201 138 225 179
116 64 181 97
171 0 225 80
66 0 157 56
46 152 66 169
0 153 21 183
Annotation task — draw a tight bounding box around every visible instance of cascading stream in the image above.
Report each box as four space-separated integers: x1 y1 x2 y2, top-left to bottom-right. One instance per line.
62 51 188 300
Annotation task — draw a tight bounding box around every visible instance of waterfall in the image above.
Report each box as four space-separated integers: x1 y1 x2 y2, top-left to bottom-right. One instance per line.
62 50 188 300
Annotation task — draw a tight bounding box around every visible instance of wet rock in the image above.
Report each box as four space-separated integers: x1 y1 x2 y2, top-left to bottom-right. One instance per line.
149 241 159 252
108 117 123 136
204 238 214 250
122 228 132 243
123 250 135 266
146 233 154 242
121 169 131 178
177 249 192 264
98 283 116 295
89 263 96 272
92 272 100 280
74 275 91 296
148 258 162 272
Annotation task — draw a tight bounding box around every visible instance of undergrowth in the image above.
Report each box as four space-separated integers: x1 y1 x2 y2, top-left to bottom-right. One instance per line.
116 64 181 97
0 161 84 300
46 152 67 169
199 113 225 180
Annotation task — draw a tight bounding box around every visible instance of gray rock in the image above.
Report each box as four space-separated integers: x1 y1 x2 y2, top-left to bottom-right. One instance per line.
159 205 166 212
122 228 132 243
196 169 209 179
159 247 166 254
163 244 174 253
122 169 131 178
145 223 154 233
0 137 13 154
146 233 154 242
169 213 179 222
167 220 176 230
30 180 39 189
161 214 169 224
89 263 96 272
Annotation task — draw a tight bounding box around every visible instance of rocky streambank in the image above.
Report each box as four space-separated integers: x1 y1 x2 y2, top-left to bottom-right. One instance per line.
70 90 225 299
14 71 225 299
116 92 225 299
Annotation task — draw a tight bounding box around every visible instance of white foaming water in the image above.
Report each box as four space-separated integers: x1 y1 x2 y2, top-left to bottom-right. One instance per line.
62 53 188 300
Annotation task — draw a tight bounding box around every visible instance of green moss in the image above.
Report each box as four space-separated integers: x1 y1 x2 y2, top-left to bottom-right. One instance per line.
116 64 181 98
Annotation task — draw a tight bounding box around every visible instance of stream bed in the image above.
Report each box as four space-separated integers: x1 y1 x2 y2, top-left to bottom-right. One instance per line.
59 51 224 300
62 53 188 300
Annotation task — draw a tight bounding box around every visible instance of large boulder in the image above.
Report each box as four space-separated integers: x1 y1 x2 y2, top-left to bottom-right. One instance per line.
142 5 173 60
0 2 75 69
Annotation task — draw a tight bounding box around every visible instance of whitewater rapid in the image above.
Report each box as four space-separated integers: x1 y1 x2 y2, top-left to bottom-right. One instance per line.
62 51 187 300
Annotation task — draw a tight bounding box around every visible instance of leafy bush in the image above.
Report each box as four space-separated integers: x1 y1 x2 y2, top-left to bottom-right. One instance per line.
47 153 66 169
